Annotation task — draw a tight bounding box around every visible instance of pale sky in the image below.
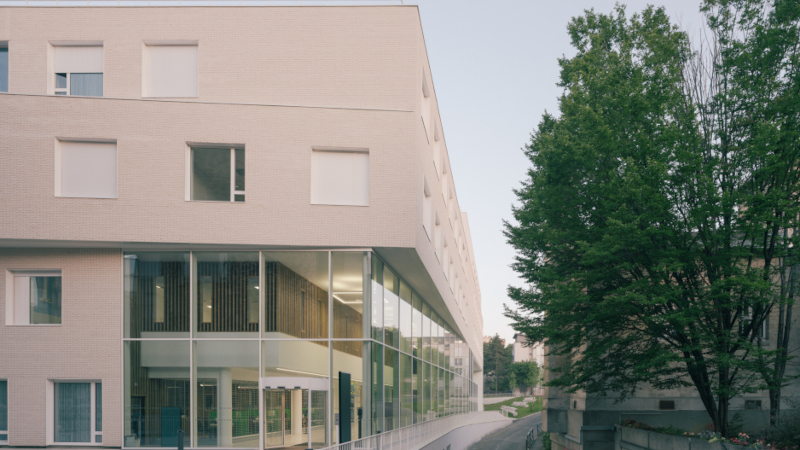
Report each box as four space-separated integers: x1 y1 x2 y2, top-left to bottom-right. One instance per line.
414 0 707 343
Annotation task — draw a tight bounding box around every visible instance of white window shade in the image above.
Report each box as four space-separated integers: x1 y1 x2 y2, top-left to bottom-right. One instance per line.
56 140 117 198
311 149 369 206
54 46 103 73
144 44 198 98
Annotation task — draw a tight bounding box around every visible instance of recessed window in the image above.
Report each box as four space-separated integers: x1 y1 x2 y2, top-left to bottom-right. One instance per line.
745 400 762 410
6 271 62 325
422 70 432 140
189 146 245 202
143 43 198 98
443 241 449 279
658 400 675 410
423 177 432 240
55 140 117 199
54 382 102 444
311 148 369 206
53 45 103 97
0 42 8 93
435 213 442 262
0 380 7 444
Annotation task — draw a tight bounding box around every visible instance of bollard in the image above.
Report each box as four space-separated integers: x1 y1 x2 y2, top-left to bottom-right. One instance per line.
177 430 183 450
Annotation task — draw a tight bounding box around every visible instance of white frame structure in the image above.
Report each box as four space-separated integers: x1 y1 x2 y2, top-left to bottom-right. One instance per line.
186 145 245 202
50 380 103 446
5 270 62 326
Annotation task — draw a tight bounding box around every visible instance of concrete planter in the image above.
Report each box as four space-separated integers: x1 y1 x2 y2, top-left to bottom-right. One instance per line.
617 426 750 450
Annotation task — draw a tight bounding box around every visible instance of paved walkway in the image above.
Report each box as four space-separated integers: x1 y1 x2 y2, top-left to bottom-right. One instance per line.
467 411 543 450
483 396 515 405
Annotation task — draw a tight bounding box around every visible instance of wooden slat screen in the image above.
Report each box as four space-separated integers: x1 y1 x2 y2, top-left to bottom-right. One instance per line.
129 261 190 337
196 261 259 333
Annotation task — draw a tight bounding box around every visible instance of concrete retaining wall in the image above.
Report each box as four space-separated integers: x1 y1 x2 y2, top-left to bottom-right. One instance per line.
616 426 749 450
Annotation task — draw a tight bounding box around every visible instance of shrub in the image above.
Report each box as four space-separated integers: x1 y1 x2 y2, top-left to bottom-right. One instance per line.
541 432 551 450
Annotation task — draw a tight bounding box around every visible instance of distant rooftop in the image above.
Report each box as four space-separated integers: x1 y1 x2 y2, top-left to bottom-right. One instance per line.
0 0 403 6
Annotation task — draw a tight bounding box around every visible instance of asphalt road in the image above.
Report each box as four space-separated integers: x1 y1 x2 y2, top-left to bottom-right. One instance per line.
467 412 543 450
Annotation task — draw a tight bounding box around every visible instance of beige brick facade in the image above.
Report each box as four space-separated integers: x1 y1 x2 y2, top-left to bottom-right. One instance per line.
0 6 484 447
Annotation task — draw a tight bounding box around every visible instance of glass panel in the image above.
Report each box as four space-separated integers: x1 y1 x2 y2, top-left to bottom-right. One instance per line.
383 268 399 349
332 340 368 444
55 383 91 442
310 390 326 448
263 390 283 448
399 282 412 354
194 252 259 337
370 343 383 434
194 341 259 448
69 73 103 97
399 353 412 428
370 258 383 342
422 304 431 363
437 368 444 418
234 194 245 202
96 435 102 443
423 363 431 422
412 358 421 424
412 294 422 359
96 383 102 432
124 252 190 338
332 252 367 340
262 252 329 339
29 276 61 324
234 148 245 192
0 380 7 432
123 340 190 447
383 347 399 432
262 341 329 378
56 73 67 89
192 148 231 201
0 47 7 93
247 276 258 324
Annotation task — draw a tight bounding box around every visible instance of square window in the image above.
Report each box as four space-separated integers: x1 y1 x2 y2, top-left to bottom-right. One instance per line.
1 43 8 93
54 382 102 444
56 140 117 199
143 43 198 98
0 380 7 444
6 271 62 325
658 400 675 410
52 45 103 97
190 146 245 202
423 178 432 240
311 148 369 206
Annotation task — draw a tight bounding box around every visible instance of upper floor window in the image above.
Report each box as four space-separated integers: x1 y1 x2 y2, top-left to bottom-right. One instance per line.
423 177 432 240
0 379 7 444
6 271 62 325
143 42 198 98
421 70 432 140
53 44 103 97
0 42 8 93
189 146 245 202
55 139 117 199
311 147 369 206
434 213 442 262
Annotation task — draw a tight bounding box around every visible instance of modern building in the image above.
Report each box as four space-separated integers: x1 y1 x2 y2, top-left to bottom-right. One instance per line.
511 334 543 368
0 3 486 449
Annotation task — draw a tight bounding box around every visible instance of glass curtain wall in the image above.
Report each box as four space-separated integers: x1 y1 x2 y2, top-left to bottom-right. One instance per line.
123 250 475 449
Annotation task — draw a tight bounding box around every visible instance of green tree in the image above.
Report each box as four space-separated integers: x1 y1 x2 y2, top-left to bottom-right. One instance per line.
505 2 800 437
483 334 513 394
510 362 540 397
508 371 517 395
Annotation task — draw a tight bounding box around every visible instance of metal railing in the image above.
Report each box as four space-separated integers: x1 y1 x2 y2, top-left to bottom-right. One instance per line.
321 412 479 450
525 423 542 450
0 0 403 6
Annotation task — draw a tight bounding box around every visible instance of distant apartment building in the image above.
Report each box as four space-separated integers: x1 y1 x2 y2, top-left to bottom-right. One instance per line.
542 312 799 449
511 334 543 368
0 4 486 449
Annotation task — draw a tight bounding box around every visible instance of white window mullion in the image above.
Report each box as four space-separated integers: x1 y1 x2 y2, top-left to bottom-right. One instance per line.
89 383 96 443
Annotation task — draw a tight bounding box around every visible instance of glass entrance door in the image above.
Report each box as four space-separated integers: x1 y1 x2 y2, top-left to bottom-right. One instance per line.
263 390 284 449
261 378 328 450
